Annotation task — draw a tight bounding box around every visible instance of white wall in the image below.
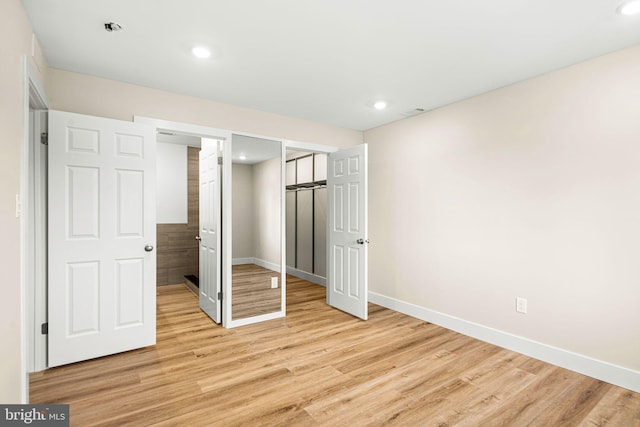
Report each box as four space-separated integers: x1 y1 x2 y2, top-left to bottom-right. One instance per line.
46 68 362 149
156 142 187 224
365 45 640 383
232 164 254 259
253 157 282 266
0 0 48 403
232 158 282 267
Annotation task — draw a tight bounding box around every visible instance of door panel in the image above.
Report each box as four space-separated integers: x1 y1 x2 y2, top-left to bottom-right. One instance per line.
199 138 221 323
296 189 314 273
48 110 156 367
313 188 327 277
286 191 296 268
327 144 368 320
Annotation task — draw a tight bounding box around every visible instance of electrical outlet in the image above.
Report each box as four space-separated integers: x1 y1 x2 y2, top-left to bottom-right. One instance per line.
516 297 528 314
271 277 278 289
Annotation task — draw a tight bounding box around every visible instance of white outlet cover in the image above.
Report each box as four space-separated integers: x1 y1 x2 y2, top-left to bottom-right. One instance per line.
516 297 528 314
271 277 278 288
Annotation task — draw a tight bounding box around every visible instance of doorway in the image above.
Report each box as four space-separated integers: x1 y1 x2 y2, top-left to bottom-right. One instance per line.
285 150 328 286
135 117 289 328
25 113 48 374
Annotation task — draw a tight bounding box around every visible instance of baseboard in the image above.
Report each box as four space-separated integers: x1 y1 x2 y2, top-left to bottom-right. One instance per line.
253 258 281 273
286 266 326 286
369 291 640 393
232 257 281 273
232 257 254 266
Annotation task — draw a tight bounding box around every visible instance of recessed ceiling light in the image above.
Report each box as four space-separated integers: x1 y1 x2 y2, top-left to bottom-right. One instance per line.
192 46 211 59
239 154 247 160
619 0 640 15
373 101 387 110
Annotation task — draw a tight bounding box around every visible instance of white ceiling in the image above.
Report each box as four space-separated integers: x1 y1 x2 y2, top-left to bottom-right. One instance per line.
232 134 281 165
22 0 640 131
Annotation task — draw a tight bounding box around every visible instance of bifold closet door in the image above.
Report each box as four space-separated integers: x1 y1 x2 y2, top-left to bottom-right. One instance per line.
286 191 296 268
314 188 327 277
296 189 314 273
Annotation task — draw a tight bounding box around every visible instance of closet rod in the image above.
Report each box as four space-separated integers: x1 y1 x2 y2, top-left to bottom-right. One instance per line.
286 180 327 192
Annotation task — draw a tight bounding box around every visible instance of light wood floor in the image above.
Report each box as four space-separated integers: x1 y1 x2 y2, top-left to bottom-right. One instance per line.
232 264 282 320
30 277 639 426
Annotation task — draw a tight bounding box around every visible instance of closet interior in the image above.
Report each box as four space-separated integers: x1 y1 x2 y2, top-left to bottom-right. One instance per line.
286 151 328 285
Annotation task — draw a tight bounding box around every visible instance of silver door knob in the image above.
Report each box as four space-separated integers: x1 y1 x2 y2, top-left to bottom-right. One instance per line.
144 244 154 252
356 238 370 245
195 236 202 241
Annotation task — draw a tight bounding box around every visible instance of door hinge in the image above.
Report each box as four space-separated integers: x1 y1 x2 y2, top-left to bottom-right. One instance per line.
41 323 48 335
217 156 223 165
217 291 223 300
40 132 48 145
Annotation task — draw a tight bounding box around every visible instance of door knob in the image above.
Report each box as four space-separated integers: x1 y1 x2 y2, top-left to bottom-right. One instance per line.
356 238 370 245
144 244 154 252
195 236 202 241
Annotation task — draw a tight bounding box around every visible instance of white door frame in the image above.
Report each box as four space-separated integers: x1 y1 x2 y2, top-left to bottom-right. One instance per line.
22 57 49 401
226 132 288 328
135 117 232 328
134 117 291 328
283 141 370 319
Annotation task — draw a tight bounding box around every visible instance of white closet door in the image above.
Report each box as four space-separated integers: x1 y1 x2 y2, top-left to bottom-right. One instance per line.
48 110 156 367
199 138 221 324
327 144 368 320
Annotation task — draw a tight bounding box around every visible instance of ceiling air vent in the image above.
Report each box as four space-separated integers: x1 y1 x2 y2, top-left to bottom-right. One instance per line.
104 22 123 32
400 108 426 118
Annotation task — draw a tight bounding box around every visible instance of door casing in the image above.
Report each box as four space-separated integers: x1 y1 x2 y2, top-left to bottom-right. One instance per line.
22 57 49 404
135 117 294 328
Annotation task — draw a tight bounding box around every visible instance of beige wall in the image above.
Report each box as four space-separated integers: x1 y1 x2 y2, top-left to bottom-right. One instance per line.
253 157 282 266
156 147 200 286
47 68 362 149
0 0 47 403
232 158 282 266
365 44 640 372
232 164 255 259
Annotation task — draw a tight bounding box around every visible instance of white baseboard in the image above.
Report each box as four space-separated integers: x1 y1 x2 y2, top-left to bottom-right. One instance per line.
232 257 254 265
232 257 281 273
369 291 640 393
253 258 281 273
286 266 326 286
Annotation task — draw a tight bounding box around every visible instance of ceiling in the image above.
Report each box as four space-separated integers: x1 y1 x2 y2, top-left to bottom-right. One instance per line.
22 0 640 131
231 134 281 165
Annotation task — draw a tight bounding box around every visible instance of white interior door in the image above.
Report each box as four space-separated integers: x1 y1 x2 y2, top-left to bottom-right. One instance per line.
327 144 368 320
48 110 156 367
199 138 221 323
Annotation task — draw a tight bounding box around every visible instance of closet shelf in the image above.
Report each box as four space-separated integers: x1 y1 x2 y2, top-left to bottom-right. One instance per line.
286 180 326 191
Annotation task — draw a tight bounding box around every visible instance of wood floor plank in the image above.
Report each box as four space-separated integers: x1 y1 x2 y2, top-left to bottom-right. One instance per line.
29 278 640 426
583 387 640 426
231 264 282 320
